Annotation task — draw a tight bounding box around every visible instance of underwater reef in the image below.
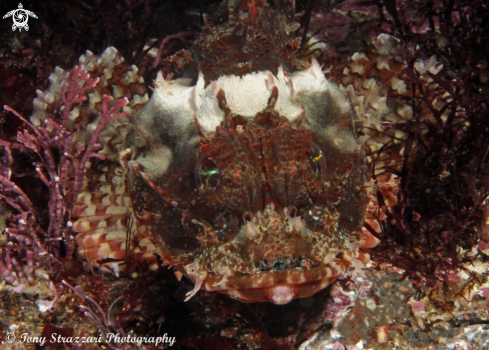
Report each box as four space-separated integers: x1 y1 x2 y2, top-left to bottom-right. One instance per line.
0 0 489 349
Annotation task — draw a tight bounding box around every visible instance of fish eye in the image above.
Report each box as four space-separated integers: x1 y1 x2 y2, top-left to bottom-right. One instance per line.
195 154 221 191
309 143 326 181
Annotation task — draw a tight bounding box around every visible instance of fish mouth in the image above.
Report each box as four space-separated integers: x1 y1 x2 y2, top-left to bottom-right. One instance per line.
181 203 376 304
201 264 344 304
191 204 360 304
256 257 304 271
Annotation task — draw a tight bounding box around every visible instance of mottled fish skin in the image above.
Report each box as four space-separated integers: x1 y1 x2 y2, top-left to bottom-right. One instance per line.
31 47 159 277
32 1 447 304
128 0 371 304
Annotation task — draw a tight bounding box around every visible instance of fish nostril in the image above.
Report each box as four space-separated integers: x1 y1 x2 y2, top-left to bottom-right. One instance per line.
243 212 252 223
289 206 297 218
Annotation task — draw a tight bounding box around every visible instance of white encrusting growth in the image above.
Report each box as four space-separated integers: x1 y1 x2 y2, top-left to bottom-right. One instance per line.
135 58 352 161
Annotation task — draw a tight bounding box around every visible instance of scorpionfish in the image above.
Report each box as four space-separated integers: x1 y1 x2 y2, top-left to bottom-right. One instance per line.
31 0 442 304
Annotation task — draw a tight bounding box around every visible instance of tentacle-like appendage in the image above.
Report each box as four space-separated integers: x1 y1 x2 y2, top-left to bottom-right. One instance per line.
267 85 279 110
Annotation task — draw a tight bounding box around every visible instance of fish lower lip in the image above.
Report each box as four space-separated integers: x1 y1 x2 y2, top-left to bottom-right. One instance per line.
201 265 344 303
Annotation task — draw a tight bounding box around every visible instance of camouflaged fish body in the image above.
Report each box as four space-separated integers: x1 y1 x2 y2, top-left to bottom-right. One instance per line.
30 2 445 304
